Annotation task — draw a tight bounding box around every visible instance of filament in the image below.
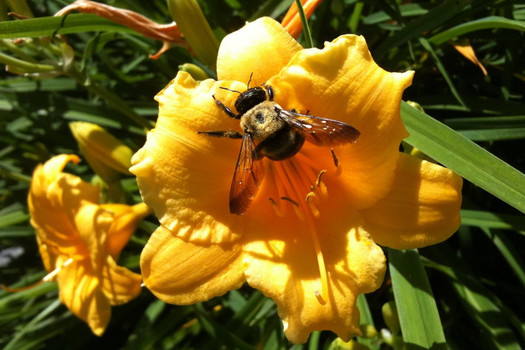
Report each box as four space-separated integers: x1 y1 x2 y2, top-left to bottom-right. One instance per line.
2 257 74 292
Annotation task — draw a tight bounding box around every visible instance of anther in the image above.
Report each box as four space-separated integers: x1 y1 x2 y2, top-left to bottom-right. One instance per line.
315 170 327 187
331 148 339 168
281 196 303 220
315 170 328 196
281 196 298 207
305 192 320 218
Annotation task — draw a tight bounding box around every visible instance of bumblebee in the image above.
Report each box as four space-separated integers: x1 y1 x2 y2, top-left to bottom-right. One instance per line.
199 78 360 215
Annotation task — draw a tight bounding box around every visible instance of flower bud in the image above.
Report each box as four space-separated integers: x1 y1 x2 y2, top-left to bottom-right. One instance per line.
69 122 133 183
382 301 401 334
167 0 219 70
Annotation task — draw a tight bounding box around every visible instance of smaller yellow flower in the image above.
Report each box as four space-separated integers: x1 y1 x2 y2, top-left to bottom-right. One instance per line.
28 154 150 336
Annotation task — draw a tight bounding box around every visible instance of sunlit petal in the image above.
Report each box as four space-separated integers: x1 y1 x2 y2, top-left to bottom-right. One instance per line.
101 202 151 258
141 226 245 304
269 35 414 210
131 73 250 244
57 258 111 336
243 212 385 343
362 153 463 249
217 17 302 85
102 256 142 305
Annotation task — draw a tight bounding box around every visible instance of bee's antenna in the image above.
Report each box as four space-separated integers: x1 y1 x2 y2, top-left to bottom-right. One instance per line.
219 86 242 95
247 72 254 89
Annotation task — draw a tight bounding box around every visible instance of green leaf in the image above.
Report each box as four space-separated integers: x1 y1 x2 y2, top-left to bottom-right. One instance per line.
461 209 525 232
0 14 134 39
401 102 525 213
423 246 525 348
388 249 446 349
428 16 525 46
374 0 471 59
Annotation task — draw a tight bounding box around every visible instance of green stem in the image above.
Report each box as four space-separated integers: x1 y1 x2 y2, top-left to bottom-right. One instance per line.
0 50 57 72
294 0 314 48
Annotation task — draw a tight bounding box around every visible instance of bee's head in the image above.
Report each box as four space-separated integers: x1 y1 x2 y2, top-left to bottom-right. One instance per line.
234 87 268 115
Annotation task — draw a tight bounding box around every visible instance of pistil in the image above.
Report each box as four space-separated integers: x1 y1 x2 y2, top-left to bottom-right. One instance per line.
266 155 331 305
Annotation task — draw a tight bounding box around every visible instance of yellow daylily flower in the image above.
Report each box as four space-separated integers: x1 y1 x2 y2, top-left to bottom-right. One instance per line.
131 17 462 343
28 154 150 336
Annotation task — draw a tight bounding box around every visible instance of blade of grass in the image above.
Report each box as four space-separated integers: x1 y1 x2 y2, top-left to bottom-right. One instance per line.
424 247 525 347
4 299 62 350
428 16 525 46
482 228 525 289
357 294 379 350
388 249 447 349
401 102 525 213
461 209 525 232
374 0 470 59
194 303 256 350
419 37 466 107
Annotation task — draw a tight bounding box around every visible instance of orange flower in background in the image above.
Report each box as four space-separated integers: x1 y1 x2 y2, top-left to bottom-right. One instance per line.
131 17 462 343
28 154 150 336
282 0 324 38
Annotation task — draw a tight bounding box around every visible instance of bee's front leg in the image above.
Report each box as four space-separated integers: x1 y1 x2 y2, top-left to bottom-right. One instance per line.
213 95 241 119
198 130 243 139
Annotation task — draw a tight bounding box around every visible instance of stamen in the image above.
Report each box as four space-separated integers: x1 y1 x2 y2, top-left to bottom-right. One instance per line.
281 196 303 220
1 257 74 293
315 170 328 197
305 192 320 218
269 197 284 217
304 214 329 305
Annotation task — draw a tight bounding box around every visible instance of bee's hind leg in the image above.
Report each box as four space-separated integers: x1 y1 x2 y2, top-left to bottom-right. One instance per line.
198 130 243 139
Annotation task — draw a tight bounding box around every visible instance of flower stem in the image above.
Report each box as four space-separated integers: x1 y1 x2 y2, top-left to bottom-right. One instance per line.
294 0 314 48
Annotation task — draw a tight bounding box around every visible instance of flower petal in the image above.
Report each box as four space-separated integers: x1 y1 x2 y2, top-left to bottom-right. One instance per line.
361 153 463 249
29 155 100 267
131 72 251 243
57 258 111 336
242 212 386 344
140 226 245 304
268 35 414 210
216 17 302 85
101 256 142 305
101 202 151 259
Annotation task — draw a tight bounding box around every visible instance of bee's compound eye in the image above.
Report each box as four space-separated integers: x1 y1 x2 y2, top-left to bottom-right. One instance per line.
255 112 265 124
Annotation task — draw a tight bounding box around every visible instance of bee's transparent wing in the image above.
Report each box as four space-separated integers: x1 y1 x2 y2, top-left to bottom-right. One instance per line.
278 109 360 146
229 134 264 215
